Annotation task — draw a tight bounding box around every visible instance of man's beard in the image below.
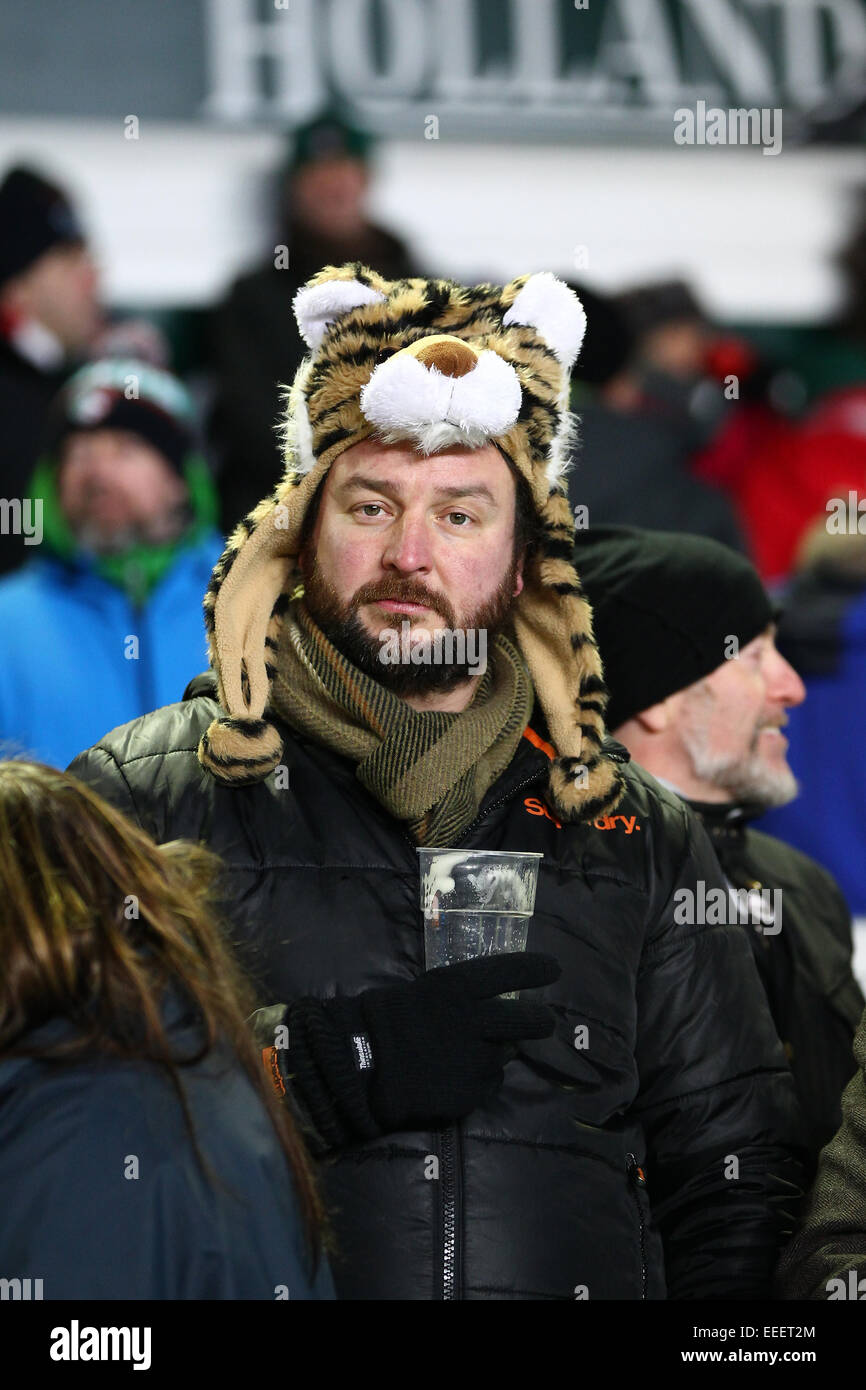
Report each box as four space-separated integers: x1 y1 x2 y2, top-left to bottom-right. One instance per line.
299 552 520 696
680 714 799 810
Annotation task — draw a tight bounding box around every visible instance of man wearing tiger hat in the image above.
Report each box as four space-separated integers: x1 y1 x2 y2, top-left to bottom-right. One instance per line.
71 264 803 1300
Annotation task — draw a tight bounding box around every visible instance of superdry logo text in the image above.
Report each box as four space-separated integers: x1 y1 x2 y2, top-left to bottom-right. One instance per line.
49 1321 152 1370
593 814 641 834
523 798 641 834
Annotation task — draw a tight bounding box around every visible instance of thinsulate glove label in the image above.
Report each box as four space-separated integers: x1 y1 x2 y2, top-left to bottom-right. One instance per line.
351 1033 375 1072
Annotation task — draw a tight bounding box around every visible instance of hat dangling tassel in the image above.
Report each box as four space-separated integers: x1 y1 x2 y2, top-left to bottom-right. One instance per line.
198 715 284 785
547 752 623 827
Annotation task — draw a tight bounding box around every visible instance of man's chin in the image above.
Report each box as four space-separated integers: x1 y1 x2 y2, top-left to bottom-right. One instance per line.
719 758 799 810
73 523 138 556
73 515 188 556
313 610 482 696
379 665 477 696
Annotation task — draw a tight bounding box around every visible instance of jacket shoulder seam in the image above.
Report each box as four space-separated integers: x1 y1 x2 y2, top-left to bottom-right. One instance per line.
110 744 202 770
93 744 146 826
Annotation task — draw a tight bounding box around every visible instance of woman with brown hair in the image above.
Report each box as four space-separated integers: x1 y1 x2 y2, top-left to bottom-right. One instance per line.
0 760 333 1300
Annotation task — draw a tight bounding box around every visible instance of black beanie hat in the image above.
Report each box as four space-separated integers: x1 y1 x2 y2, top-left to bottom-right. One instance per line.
567 282 634 387
0 166 85 288
574 525 775 731
616 280 705 341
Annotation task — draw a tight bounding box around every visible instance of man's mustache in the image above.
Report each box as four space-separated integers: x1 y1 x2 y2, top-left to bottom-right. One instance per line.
750 714 789 750
352 578 455 627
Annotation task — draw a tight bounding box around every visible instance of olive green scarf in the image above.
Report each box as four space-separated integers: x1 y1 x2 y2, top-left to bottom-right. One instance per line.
268 601 534 846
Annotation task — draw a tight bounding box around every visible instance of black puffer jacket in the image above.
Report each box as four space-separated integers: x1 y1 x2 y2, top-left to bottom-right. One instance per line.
68 677 803 1301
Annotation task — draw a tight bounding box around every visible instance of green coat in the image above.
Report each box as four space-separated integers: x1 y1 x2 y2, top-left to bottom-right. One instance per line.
776 1006 866 1299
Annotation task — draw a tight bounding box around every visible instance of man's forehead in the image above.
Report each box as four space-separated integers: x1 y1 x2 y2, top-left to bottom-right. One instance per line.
329 440 511 491
701 625 776 681
62 428 143 454
743 623 776 648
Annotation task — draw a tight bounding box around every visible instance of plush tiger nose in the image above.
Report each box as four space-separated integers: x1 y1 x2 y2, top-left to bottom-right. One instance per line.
410 335 478 378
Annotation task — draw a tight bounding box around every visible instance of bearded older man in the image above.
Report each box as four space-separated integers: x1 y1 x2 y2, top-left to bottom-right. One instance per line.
576 524 864 1174
68 266 803 1300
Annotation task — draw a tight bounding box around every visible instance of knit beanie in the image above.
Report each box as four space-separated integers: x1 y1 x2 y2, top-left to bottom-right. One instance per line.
289 109 373 175
573 525 775 731
0 166 86 288
197 262 625 826
44 358 195 475
616 280 705 342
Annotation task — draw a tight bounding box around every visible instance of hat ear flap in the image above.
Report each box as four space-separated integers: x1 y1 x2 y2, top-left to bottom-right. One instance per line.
197 466 328 785
502 272 587 371
293 278 387 351
512 488 624 823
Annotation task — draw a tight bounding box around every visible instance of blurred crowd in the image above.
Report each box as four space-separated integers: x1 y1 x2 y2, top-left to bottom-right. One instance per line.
3 109 866 912
5 106 866 1307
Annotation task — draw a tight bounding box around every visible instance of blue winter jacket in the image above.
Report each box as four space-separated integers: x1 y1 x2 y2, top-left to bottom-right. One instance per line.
0 534 224 770
0 1008 335 1300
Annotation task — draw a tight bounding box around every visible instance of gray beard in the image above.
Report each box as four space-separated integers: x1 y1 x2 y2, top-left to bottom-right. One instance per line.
680 721 799 810
71 504 192 556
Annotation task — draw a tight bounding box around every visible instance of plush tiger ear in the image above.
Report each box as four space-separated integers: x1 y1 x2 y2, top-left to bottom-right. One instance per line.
502 272 587 371
293 278 387 351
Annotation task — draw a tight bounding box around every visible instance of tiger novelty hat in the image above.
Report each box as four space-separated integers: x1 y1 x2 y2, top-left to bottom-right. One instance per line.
198 262 624 824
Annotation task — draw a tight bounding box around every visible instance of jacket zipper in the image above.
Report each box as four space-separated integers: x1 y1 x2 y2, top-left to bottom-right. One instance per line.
626 1152 649 1300
399 771 546 855
452 772 547 847
408 772 544 1300
440 1125 461 1300
412 771 545 1298
424 755 622 1299
448 736 630 848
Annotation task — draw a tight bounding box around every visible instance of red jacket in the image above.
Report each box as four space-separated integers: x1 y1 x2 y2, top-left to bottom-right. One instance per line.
695 388 866 584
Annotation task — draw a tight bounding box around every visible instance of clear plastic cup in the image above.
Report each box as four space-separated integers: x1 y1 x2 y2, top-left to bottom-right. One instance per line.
417 849 543 997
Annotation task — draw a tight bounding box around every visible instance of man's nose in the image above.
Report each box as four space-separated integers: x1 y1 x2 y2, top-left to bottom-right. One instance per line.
78 253 99 294
767 648 806 709
85 444 120 480
381 513 433 573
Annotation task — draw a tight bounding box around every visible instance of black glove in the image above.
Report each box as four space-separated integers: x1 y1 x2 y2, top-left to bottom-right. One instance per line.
252 952 560 1152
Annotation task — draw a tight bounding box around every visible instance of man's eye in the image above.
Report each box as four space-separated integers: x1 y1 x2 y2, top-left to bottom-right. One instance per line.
447 511 471 526
358 504 385 517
